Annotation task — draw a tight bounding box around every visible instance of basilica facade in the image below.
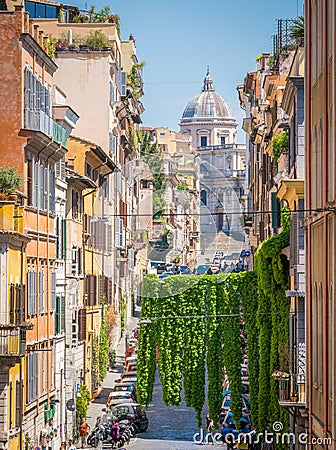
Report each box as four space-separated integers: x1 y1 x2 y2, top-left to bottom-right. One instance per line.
179 70 246 240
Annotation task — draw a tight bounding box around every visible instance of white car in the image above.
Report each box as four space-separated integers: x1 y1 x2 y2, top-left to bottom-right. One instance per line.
107 391 134 407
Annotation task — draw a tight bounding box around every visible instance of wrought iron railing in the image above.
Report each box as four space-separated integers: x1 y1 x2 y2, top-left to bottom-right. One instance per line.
278 373 306 404
0 326 21 356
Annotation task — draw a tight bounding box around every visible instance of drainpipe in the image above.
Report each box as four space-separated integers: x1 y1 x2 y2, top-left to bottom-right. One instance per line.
306 1 312 448
322 0 329 446
19 241 25 450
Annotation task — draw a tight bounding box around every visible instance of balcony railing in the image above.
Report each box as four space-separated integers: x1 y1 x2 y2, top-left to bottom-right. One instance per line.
0 326 24 357
278 373 306 406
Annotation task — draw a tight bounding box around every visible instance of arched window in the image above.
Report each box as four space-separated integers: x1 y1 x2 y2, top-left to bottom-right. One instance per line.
200 190 207 206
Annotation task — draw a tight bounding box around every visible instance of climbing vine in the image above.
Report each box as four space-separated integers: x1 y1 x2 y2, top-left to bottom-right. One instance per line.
254 210 290 434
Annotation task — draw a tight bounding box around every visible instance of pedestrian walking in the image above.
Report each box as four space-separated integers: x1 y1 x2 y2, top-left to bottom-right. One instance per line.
67 440 77 450
59 443 66 450
78 418 91 448
110 417 120 449
201 413 214 445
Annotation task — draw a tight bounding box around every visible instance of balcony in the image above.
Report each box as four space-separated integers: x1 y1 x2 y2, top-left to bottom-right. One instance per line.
53 121 67 147
24 109 53 137
0 326 25 358
278 373 306 407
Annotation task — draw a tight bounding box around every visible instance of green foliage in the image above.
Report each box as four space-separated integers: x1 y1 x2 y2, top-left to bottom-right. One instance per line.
85 29 108 49
120 297 126 333
76 385 91 421
99 304 109 381
176 182 186 191
139 255 290 438
139 274 248 429
0 166 22 193
271 130 289 162
137 276 159 406
254 227 290 435
289 16 304 42
127 61 146 98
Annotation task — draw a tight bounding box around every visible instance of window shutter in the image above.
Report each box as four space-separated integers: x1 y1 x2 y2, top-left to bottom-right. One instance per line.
49 168 55 213
15 380 21 428
33 160 38 208
62 219 66 259
24 69 29 127
56 217 59 259
271 192 280 229
9 284 15 324
111 81 114 102
61 296 65 333
121 71 127 97
33 352 38 399
78 309 87 341
88 275 96 306
39 162 44 210
109 132 116 156
44 166 48 210
38 271 44 313
55 296 60 334
51 272 56 311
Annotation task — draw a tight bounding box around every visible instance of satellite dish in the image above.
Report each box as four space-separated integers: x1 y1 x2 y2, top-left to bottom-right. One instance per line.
66 399 75 411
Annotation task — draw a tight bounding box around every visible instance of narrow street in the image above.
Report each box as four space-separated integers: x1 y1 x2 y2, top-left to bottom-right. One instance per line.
86 309 216 449
129 373 202 449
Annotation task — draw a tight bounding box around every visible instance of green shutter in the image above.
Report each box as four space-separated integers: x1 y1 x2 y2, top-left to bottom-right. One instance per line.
271 192 280 229
62 219 66 260
61 296 65 333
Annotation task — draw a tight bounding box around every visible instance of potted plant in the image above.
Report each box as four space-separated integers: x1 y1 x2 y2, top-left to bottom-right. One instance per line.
21 321 34 330
0 166 22 201
290 392 298 402
85 30 108 51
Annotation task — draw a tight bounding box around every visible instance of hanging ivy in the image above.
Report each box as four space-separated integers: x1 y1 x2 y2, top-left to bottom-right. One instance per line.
138 251 289 435
157 276 185 406
206 276 223 424
137 275 158 406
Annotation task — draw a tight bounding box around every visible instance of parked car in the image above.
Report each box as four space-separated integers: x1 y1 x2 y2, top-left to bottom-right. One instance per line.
159 271 174 279
121 375 137 385
196 264 210 275
107 391 134 407
110 403 149 432
165 263 174 271
113 383 137 401
125 356 138 371
125 362 137 373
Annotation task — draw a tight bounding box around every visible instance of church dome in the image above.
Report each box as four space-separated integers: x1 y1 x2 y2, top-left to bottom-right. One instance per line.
181 70 233 120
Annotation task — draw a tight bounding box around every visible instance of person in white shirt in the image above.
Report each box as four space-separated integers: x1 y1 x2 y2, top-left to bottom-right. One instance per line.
67 439 77 450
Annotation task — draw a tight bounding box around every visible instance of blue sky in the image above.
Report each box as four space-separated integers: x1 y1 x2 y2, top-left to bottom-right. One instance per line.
76 0 304 141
